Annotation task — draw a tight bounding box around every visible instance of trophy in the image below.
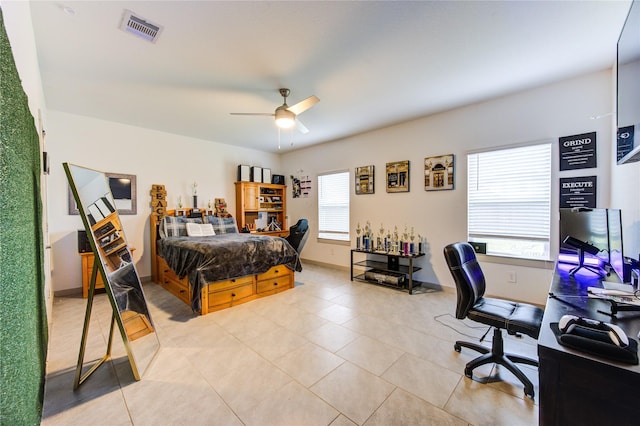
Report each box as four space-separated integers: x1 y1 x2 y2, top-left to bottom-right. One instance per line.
402 225 409 255
378 223 385 252
410 227 416 255
393 226 399 253
364 221 371 250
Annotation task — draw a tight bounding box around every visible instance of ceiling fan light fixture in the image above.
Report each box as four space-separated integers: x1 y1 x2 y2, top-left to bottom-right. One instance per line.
275 108 295 129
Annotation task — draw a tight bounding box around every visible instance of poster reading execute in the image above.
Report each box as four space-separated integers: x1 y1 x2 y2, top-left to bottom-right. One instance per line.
560 176 597 209
559 132 597 170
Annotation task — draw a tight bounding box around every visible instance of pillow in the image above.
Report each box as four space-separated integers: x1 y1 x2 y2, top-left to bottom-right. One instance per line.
204 215 239 234
186 222 216 237
159 215 203 238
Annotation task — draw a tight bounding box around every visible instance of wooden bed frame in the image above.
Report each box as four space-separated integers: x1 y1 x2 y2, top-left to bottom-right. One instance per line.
150 209 294 315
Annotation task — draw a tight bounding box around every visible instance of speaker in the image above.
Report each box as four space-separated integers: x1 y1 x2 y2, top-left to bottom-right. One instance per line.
77 229 92 253
272 174 285 185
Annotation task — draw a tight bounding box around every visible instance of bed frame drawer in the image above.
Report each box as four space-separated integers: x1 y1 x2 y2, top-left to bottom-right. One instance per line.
162 275 190 304
209 275 253 292
159 257 181 283
209 281 254 306
257 265 290 281
157 257 190 304
257 276 292 294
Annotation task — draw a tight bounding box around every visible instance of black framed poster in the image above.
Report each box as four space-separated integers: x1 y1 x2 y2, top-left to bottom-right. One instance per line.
560 176 597 209
617 125 635 161
559 132 597 171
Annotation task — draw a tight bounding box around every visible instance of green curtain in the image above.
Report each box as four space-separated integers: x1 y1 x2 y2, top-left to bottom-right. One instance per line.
0 7 48 425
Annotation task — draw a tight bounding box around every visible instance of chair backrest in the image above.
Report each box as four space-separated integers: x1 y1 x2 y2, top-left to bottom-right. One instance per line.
286 219 309 254
443 242 486 319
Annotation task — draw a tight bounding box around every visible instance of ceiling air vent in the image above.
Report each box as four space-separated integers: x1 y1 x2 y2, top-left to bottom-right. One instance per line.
120 10 163 43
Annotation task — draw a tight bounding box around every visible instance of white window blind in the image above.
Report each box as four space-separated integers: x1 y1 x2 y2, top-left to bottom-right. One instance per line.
467 143 552 260
318 171 350 241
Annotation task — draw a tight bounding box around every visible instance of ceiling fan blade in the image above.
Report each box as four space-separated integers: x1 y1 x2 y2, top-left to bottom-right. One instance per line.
287 95 319 116
296 118 310 134
229 112 274 116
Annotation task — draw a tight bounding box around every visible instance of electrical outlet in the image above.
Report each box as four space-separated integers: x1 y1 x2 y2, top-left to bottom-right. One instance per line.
508 271 517 283
469 241 486 254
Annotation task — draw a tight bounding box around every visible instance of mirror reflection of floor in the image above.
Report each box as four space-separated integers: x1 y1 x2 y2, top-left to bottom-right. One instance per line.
120 310 154 341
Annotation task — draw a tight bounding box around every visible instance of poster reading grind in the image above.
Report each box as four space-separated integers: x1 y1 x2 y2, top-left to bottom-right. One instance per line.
560 176 597 209
559 132 597 170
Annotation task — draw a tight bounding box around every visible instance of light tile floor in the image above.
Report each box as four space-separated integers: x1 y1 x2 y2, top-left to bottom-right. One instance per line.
41 263 539 425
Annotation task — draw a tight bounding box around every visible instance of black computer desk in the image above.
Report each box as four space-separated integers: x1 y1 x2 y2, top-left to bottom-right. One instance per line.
538 263 640 425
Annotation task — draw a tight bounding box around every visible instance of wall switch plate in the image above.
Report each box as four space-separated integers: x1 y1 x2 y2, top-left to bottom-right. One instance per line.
469 242 486 254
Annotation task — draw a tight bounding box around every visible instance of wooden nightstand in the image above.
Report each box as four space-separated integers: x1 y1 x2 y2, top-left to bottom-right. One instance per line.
80 248 135 298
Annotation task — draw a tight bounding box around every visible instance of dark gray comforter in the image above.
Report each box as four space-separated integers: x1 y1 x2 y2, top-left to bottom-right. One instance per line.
158 234 299 312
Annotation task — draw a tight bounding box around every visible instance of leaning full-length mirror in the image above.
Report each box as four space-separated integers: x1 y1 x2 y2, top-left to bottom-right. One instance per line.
64 163 159 384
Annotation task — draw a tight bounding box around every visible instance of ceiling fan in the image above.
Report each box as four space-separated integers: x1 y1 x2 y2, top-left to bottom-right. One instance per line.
230 88 319 134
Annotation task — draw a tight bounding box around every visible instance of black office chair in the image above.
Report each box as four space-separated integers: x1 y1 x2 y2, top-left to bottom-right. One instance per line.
286 219 309 254
443 242 544 399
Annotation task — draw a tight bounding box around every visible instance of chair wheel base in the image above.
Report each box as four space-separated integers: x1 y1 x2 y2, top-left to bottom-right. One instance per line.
455 333 537 400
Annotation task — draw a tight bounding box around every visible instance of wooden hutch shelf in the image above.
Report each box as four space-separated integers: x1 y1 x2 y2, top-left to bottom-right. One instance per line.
235 182 288 237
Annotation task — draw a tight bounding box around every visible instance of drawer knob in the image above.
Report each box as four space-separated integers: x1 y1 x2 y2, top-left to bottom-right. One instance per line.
274 269 279 273
180 290 185 294
273 282 278 287
231 279 236 283
231 293 236 298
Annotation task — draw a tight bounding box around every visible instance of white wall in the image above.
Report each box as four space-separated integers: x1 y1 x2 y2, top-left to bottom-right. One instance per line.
46 110 283 292
611 145 640 260
611 64 640 261
282 70 631 306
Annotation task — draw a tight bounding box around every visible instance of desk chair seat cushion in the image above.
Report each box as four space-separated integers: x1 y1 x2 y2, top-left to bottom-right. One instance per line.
469 297 543 339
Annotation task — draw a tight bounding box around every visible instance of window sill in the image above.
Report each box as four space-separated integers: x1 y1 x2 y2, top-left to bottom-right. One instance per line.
317 238 351 246
476 254 555 270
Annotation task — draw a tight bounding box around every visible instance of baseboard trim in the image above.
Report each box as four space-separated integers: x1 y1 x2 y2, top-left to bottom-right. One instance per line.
300 258 350 272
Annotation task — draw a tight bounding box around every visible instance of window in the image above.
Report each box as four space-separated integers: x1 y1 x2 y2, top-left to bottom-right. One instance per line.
467 142 552 261
318 170 350 241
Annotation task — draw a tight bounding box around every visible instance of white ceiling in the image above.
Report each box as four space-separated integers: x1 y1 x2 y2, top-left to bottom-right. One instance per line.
28 1 632 153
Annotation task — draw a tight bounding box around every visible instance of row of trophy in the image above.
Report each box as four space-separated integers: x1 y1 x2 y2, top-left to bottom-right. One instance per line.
355 222 423 255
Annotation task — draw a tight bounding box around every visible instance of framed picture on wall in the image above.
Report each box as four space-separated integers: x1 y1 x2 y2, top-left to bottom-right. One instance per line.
386 161 409 193
424 154 455 191
355 165 374 194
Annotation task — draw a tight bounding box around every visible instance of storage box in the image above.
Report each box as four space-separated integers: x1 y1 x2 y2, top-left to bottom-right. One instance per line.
237 165 250 182
251 166 263 183
364 269 406 287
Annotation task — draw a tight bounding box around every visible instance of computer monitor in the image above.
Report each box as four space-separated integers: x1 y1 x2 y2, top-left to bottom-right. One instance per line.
559 208 626 282
607 209 625 282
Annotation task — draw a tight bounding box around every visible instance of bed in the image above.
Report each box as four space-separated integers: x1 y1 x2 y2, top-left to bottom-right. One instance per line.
150 209 298 315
